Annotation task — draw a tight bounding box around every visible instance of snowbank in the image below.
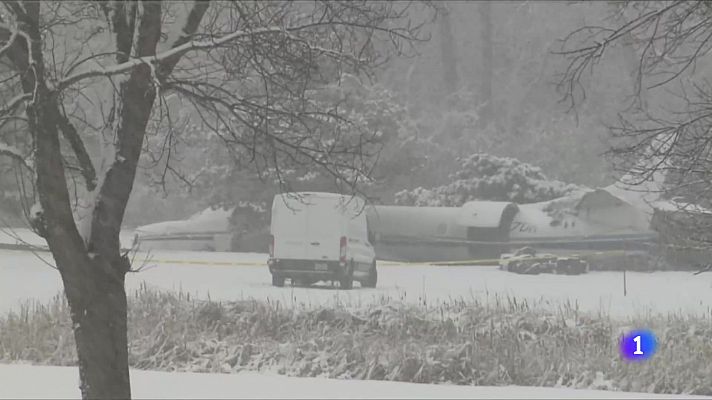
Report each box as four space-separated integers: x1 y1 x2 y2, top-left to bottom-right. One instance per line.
0 364 703 399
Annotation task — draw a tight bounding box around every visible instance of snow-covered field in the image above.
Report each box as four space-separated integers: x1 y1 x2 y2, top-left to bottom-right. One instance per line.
0 364 706 399
3 230 712 399
2 246 712 318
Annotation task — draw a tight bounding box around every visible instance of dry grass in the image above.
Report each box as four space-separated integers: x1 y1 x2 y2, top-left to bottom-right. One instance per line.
1 284 711 395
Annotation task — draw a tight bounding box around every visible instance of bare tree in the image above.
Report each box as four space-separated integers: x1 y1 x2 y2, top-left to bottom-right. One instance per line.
557 0 712 253
0 1 428 398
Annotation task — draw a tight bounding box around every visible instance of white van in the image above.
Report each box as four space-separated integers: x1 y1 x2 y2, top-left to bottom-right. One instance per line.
268 192 377 289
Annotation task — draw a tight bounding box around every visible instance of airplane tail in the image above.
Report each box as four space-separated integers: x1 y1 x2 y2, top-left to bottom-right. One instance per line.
603 133 674 213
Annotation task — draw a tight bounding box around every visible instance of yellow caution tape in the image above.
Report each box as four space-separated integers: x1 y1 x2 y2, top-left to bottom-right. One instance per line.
141 259 410 267
138 259 498 267
134 248 645 268
3 242 646 268
143 259 266 267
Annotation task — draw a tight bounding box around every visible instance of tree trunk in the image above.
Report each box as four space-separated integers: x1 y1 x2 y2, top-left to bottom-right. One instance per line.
61 258 130 399
31 92 134 398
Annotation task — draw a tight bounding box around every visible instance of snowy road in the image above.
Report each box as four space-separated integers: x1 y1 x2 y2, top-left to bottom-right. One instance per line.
3 364 706 399
2 248 712 318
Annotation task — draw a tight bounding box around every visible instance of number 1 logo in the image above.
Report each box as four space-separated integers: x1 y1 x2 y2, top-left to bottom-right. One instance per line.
620 330 656 361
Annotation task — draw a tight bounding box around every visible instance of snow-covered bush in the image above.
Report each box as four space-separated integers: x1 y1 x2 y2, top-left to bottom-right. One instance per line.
394 153 582 206
4 288 712 395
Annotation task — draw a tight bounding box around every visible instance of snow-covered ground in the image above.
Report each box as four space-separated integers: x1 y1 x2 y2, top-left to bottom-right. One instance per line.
0 364 706 399
2 247 712 318
3 232 712 399
0 227 136 250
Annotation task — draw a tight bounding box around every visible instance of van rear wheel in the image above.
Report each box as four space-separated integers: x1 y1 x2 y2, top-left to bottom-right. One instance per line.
272 274 285 287
362 261 377 288
340 262 354 290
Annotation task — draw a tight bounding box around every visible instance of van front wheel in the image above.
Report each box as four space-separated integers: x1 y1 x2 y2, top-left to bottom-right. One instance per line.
272 274 285 287
340 263 354 290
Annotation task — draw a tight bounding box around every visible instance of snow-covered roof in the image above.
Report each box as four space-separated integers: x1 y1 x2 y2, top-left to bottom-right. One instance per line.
575 189 630 211
273 192 367 209
136 207 233 236
457 201 519 228
275 191 362 200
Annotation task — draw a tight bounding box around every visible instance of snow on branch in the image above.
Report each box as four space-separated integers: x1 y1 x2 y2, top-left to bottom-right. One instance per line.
0 23 19 60
53 25 293 91
0 142 32 172
53 16 411 92
0 92 30 117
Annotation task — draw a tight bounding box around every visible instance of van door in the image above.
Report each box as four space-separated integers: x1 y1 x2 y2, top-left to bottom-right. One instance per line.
348 211 375 275
272 197 309 260
305 198 343 261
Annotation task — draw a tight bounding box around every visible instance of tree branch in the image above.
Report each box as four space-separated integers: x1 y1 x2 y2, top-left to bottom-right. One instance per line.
157 0 210 77
0 91 29 117
57 112 97 191
54 25 289 90
0 20 29 70
0 142 32 172
102 1 136 64
53 18 415 92
0 23 18 60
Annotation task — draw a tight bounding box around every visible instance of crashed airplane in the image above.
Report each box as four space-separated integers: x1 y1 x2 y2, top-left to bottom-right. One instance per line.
135 177 684 263
368 136 710 263
134 137 709 264
366 183 661 263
